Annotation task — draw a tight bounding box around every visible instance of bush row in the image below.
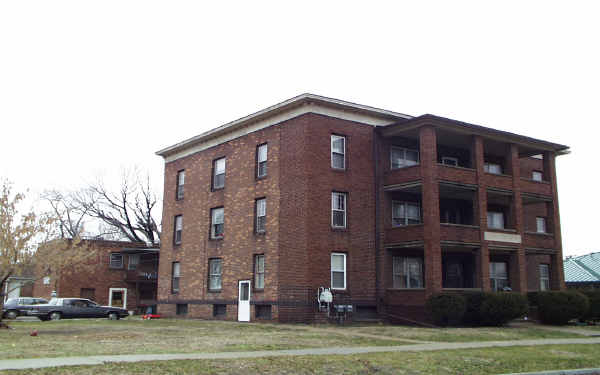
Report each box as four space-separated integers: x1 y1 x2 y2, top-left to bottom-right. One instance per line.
426 290 599 326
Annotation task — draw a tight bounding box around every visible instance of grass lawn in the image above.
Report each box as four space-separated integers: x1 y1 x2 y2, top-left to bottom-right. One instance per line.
334 323 581 342
0 318 409 359
4 344 600 375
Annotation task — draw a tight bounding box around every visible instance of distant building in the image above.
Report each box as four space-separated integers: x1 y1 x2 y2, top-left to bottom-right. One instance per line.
564 253 600 289
32 240 159 314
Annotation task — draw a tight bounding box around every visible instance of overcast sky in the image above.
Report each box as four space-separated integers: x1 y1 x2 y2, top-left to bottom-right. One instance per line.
1 1 598 256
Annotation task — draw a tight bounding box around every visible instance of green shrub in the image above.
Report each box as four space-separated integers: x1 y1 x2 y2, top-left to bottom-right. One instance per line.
462 291 487 326
580 289 600 321
527 292 541 307
426 293 466 326
538 291 589 325
480 292 528 326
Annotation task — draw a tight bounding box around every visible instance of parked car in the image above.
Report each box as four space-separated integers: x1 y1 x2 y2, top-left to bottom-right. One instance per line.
2 297 49 319
23 298 129 321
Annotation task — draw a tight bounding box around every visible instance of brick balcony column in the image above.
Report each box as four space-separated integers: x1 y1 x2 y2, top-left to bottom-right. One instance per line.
419 126 442 293
473 135 490 291
544 151 566 290
509 143 527 292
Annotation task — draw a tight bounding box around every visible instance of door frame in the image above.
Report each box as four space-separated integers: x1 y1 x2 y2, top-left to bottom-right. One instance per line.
108 288 127 309
237 280 251 322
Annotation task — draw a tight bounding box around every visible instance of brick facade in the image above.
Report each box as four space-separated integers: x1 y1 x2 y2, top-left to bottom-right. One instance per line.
156 95 568 323
32 240 158 313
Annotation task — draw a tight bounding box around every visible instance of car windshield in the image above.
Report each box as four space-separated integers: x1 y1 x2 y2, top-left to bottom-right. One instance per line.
48 298 60 305
5 298 16 305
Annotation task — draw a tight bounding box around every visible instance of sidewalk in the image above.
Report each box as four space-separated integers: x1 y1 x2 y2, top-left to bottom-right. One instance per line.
1 337 600 371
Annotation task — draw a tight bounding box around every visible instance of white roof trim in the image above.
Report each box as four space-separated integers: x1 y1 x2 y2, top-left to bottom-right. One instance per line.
157 93 412 162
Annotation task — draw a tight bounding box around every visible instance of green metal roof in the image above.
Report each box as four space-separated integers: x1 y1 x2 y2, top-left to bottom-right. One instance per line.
564 253 600 283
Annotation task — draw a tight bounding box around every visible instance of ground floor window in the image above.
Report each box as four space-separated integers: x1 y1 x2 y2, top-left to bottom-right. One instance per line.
176 303 188 315
393 256 423 288
490 261 509 291
208 258 222 291
331 253 347 290
539 264 550 291
255 305 272 319
213 304 226 317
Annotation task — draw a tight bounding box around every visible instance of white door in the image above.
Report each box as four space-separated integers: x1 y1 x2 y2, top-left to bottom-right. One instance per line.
238 280 251 322
108 288 127 309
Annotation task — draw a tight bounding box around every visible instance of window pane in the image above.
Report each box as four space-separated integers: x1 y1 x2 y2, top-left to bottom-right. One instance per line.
539 264 549 278
392 202 404 218
213 173 225 189
240 283 249 301
209 276 221 290
257 199 266 216
258 144 268 162
331 254 345 271
178 171 185 185
212 208 224 224
332 211 345 227
215 158 226 174
332 272 345 289
175 216 182 230
406 150 419 164
532 171 543 181
332 153 345 169
407 204 420 220
256 273 265 289
331 136 344 153
536 217 546 233
256 255 265 273
258 162 267 177
173 262 180 277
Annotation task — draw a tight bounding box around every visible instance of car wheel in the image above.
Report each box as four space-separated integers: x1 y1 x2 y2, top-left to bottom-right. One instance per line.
108 312 119 320
4 310 18 320
49 312 61 321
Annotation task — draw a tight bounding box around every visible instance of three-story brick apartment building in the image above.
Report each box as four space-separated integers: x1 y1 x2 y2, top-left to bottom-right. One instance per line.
156 94 568 323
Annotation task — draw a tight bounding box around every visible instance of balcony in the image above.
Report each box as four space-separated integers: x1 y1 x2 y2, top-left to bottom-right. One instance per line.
437 164 476 185
125 270 158 283
440 224 480 244
520 178 552 196
523 232 555 250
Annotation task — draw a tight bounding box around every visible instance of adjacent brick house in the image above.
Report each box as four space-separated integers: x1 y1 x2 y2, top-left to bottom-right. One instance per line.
156 94 568 323
33 240 159 313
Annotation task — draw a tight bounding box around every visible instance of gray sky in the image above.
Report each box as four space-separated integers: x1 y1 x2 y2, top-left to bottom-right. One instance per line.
1 1 598 256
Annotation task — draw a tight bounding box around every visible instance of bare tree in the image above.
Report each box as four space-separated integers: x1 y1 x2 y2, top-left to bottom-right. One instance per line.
41 190 90 239
74 169 161 245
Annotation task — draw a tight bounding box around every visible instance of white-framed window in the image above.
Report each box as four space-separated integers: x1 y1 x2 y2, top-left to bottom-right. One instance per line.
391 147 419 169
441 156 459 167
254 254 265 289
109 253 123 269
536 217 547 233
490 262 509 291
176 170 185 200
211 207 224 239
532 170 543 182
257 144 268 178
331 135 346 169
174 215 183 245
213 157 226 189
484 162 502 174
208 258 222 291
392 201 421 226
172 262 180 293
487 211 505 229
255 198 266 233
331 192 347 228
539 264 550 291
43 276 50 285
393 256 423 288
128 254 140 270
331 253 346 290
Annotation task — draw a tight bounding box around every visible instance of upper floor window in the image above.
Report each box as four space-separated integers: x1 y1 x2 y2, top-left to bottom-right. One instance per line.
487 211 504 229
441 156 458 167
43 276 50 285
255 198 266 233
254 254 265 289
208 258 222 291
484 162 502 174
393 256 423 288
490 261 509 291
211 207 224 239
174 215 183 245
331 253 346 290
392 201 421 226
172 262 180 293
532 170 543 182
213 157 226 190
257 144 268 178
536 217 547 233
176 170 185 200
109 253 123 269
539 264 550 291
128 254 140 270
331 135 346 169
391 147 419 169
331 192 347 228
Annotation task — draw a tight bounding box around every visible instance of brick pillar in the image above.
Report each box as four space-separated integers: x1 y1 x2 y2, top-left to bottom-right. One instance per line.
473 136 490 291
509 144 527 292
544 151 566 290
420 126 442 294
